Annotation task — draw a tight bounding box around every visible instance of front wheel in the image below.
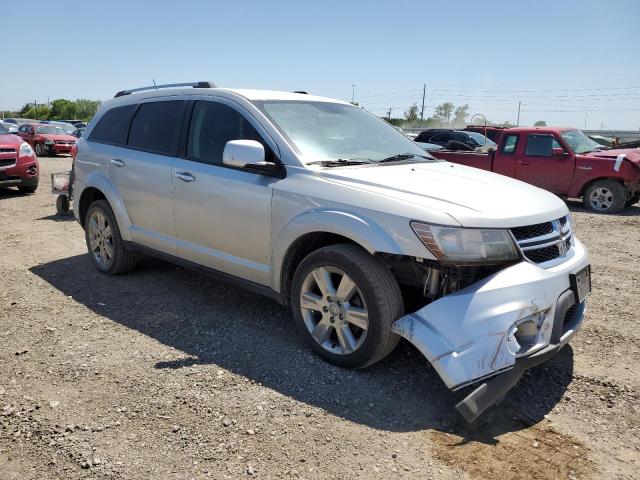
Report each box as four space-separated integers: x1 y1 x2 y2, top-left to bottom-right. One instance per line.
34 143 44 157
583 180 626 213
290 243 404 369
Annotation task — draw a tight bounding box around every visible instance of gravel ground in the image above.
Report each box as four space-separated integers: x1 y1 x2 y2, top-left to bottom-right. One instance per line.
1 157 638 480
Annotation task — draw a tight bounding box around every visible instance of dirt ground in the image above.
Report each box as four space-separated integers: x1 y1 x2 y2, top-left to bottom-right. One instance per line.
1 156 638 480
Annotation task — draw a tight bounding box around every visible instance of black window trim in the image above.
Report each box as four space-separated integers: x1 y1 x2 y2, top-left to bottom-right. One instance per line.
178 97 286 178
500 133 520 156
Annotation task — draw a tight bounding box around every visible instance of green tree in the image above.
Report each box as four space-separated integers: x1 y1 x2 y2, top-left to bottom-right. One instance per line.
452 104 470 127
434 102 455 125
404 103 420 123
534 120 547 126
49 99 74 119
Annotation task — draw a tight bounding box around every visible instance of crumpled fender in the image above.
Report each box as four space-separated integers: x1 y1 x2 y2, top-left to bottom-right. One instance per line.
392 241 588 390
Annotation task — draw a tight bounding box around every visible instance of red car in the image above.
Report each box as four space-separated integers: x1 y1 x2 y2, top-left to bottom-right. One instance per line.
431 126 640 213
0 123 39 193
17 123 77 156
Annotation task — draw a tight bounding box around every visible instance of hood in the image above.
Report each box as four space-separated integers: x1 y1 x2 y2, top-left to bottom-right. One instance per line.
318 161 568 228
39 134 77 142
0 133 22 147
583 148 640 167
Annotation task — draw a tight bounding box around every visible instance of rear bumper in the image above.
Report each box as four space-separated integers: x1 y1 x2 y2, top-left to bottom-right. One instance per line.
392 238 589 420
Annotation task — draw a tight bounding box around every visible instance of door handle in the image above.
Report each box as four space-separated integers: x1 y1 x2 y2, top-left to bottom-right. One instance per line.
518 160 530 165
110 158 125 168
175 171 195 183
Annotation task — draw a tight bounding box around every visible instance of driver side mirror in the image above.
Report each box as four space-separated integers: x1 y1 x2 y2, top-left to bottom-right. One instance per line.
223 140 275 174
552 147 568 158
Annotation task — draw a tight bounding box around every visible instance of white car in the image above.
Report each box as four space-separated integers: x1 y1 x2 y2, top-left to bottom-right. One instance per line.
73 82 590 421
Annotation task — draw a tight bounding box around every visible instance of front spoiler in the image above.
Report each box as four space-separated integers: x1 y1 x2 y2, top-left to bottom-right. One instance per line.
391 239 589 421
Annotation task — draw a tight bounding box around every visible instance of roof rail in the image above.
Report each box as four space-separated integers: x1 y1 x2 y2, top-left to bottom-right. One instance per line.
293 91 308 94
114 81 217 98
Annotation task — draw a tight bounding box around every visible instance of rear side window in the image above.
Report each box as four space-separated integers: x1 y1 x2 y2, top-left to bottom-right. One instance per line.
525 134 560 157
128 101 187 155
501 134 519 154
89 105 136 145
186 101 266 165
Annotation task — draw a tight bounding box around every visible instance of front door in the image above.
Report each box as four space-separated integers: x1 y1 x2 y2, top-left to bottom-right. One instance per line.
172 98 278 286
515 133 574 194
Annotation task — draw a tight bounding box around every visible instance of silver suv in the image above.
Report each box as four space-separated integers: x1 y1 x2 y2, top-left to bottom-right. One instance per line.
73 82 590 421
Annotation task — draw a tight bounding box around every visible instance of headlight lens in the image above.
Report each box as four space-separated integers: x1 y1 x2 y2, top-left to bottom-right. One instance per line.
19 142 34 156
44 138 55 145
411 222 519 263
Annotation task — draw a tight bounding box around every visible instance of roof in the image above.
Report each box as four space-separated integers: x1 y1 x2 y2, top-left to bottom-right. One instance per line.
501 126 575 133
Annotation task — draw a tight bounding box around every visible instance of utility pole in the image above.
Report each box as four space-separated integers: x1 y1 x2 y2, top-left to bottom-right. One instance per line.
387 108 393 121
516 101 521 126
34 100 38 120
351 84 356 104
420 83 426 121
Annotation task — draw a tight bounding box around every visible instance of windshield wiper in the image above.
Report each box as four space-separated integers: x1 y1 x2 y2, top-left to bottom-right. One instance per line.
377 152 432 163
306 158 373 167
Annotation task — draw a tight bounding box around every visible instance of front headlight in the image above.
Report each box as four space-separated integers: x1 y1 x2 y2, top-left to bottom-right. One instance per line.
19 142 34 157
44 138 55 145
411 222 520 263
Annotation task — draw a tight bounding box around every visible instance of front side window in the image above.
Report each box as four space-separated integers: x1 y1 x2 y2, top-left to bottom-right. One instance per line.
128 101 187 155
525 134 560 157
186 101 266 165
430 133 453 144
501 134 519 154
89 104 137 145
255 101 430 163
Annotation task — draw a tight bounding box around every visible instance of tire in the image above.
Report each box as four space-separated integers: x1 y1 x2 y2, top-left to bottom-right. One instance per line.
583 179 626 213
56 195 70 214
34 143 44 157
290 243 404 369
18 184 38 194
84 199 137 275
626 192 640 207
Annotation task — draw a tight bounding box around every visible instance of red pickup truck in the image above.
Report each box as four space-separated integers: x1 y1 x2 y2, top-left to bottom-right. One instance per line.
431 127 640 213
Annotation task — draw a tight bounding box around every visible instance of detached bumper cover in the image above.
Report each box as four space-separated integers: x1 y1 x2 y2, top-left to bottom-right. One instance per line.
392 239 589 420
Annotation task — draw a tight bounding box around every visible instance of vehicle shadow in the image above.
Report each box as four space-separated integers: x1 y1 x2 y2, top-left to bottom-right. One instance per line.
30 254 574 441
567 198 640 216
36 213 76 222
0 187 27 199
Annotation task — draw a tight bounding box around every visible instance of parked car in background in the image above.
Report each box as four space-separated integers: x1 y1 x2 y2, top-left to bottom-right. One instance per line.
2 118 37 126
464 125 508 143
16 123 77 156
415 141 444 152
73 82 590 422
0 123 39 192
415 129 496 150
431 126 640 212
72 127 86 138
40 120 78 134
0 121 19 134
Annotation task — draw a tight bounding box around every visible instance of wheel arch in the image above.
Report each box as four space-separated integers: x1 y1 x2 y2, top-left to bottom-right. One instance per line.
578 176 624 198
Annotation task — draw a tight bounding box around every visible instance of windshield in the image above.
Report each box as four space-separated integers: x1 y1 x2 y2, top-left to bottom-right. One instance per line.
255 101 434 163
50 122 76 133
36 126 67 135
561 129 601 154
464 131 496 147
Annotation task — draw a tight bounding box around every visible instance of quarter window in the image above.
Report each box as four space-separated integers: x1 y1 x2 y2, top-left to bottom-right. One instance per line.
127 101 187 155
501 134 519 154
186 101 266 165
89 105 137 146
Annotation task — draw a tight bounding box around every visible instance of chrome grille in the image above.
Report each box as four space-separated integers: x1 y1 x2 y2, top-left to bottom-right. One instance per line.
511 216 573 266
0 158 16 168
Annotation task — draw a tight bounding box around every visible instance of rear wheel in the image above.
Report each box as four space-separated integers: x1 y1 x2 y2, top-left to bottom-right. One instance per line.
290 243 404 369
84 200 137 274
583 180 626 213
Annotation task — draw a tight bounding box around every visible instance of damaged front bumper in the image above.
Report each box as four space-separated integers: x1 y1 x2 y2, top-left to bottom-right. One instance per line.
392 238 589 422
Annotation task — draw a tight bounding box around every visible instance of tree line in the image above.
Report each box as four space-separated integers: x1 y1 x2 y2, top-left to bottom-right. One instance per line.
2 99 101 122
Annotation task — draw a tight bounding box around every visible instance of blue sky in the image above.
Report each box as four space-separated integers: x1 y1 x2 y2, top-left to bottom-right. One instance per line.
1 0 639 129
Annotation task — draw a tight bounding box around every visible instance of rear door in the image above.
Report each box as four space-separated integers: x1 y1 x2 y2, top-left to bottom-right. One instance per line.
515 133 574 193
171 97 279 285
106 99 187 254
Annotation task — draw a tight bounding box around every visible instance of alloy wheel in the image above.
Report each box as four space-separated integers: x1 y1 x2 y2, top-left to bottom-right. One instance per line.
87 210 114 268
589 187 614 211
299 266 369 355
